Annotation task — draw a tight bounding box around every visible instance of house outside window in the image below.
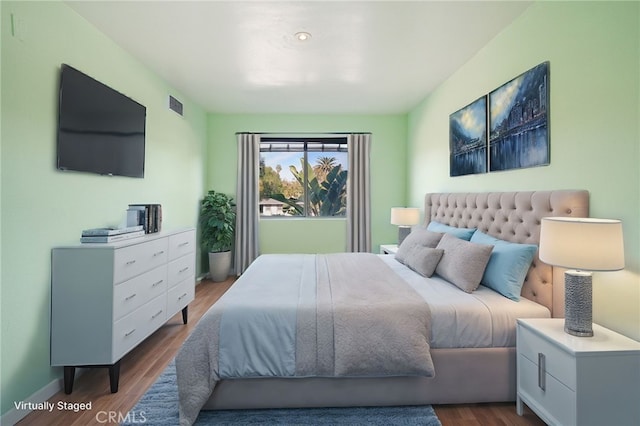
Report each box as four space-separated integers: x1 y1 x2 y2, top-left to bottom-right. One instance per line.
259 137 348 218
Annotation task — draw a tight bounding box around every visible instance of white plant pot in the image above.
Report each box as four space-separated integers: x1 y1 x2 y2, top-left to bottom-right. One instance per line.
208 251 232 282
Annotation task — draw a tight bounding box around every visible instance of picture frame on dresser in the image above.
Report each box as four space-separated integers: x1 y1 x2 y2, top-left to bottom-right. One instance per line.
50 228 196 394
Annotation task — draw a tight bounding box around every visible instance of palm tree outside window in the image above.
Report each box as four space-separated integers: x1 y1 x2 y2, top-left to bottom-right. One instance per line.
259 137 348 218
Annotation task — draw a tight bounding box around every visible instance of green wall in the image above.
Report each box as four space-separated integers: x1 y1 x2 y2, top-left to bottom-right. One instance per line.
0 1 208 415
207 114 407 254
3 0 638 418
408 1 640 339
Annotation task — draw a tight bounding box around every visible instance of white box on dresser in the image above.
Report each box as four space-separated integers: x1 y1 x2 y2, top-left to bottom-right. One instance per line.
516 318 640 426
51 228 196 394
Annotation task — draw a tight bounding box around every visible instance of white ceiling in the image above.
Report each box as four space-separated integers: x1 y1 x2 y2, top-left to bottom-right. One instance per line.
66 1 532 114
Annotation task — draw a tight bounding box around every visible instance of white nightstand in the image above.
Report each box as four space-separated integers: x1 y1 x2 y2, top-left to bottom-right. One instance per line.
516 318 640 426
380 244 398 255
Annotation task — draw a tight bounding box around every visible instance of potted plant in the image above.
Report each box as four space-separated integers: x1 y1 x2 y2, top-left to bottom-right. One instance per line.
200 190 236 282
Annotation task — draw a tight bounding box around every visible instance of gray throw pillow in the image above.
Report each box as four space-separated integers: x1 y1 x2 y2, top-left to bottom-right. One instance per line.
435 233 493 292
395 228 444 264
405 247 444 277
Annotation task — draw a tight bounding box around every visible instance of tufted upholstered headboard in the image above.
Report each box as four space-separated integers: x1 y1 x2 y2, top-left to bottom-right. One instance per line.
424 190 589 317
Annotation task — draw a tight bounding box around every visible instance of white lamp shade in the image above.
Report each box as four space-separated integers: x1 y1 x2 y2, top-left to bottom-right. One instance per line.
539 217 625 271
390 207 420 226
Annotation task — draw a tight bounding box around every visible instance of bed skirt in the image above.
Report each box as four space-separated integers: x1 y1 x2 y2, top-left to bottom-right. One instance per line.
202 347 516 410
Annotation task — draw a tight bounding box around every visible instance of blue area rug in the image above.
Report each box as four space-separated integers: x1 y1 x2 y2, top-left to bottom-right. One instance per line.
122 360 442 425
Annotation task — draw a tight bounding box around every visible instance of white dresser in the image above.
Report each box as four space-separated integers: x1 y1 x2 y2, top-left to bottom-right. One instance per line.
51 228 196 393
516 318 640 426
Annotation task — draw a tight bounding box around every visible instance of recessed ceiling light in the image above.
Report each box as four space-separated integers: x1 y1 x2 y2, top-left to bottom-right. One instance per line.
295 32 311 41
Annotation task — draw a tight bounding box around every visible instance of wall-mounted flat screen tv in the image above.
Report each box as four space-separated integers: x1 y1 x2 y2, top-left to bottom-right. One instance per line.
57 64 146 178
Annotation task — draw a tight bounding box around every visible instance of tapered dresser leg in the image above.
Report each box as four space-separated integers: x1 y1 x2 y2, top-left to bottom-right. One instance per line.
182 306 188 324
63 366 75 394
109 361 121 393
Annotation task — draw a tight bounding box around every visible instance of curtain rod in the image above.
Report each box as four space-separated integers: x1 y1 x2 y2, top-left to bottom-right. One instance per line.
235 132 371 136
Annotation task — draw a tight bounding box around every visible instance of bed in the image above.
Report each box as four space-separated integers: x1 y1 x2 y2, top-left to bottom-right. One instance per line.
176 190 589 425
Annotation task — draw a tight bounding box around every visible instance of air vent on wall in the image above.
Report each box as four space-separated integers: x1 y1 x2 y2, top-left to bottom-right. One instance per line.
168 95 184 116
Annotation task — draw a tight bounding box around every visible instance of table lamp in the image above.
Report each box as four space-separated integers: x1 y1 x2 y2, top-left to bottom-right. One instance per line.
539 217 624 337
391 207 420 246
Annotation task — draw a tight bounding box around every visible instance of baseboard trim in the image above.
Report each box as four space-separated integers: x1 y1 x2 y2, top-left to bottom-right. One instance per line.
1 367 89 425
1 376 64 425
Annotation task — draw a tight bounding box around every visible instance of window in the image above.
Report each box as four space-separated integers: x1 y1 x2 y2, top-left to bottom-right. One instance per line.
259 137 348 217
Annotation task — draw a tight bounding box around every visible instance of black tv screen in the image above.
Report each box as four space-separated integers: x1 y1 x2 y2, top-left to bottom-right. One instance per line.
57 64 146 178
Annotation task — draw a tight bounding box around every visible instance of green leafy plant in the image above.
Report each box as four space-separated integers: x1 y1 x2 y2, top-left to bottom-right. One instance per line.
270 158 347 216
199 190 236 253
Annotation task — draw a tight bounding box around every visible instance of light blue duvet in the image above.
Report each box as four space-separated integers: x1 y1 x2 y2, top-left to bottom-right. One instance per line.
176 253 434 426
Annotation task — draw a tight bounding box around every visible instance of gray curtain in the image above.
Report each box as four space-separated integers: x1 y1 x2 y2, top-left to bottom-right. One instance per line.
346 133 372 252
235 133 261 275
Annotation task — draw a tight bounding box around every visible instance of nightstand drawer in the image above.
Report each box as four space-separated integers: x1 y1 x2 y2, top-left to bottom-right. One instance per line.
517 319 640 426
518 353 576 426
518 325 576 390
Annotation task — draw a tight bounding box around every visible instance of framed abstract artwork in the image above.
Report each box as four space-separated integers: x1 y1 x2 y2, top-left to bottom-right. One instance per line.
449 96 487 177
488 62 550 172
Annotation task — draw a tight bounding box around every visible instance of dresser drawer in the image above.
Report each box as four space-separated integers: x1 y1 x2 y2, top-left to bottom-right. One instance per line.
113 238 168 284
518 325 576 390
113 265 167 321
168 230 195 261
112 294 167 360
168 253 195 288
519 353 576 425
167 277 195 318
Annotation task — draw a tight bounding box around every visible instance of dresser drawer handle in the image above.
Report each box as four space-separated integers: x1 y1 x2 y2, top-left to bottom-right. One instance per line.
152 279 164 287
153 250 165 257
178 292 188 301
178 242 190 247
538 352 546 391
151 310 163 320
125 293 137 301
125 260 136 266
179 267 189 273
125 329 136 337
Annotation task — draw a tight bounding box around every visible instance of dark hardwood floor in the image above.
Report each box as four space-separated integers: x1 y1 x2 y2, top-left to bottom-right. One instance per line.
18 277 544 426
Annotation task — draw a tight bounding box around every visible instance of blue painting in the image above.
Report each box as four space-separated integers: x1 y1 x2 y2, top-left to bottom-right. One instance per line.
449 96 487 177
489 62 550 172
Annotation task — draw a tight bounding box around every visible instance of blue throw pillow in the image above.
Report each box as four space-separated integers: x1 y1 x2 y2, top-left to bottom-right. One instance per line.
470 231 538 301
426 221 476 241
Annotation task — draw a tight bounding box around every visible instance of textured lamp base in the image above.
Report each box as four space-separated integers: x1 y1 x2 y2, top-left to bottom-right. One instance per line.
397 226 411 246
564 270 593 337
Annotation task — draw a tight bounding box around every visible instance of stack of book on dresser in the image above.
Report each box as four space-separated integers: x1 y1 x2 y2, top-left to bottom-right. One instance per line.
80 225 145 243
127 203 162 234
